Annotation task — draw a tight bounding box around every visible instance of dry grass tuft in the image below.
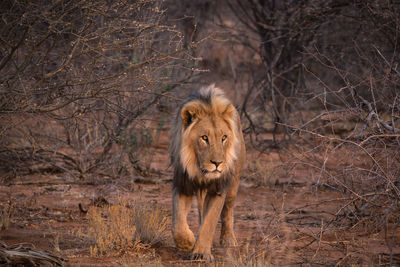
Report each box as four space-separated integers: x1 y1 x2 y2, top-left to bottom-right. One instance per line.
224 244 272 267
131 203 168 247
0 201 14 230
86 201 167 256
247 158 279 186
88 204 140 256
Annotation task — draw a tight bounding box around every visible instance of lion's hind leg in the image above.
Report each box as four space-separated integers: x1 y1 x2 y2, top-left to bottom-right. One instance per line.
172 188 195 251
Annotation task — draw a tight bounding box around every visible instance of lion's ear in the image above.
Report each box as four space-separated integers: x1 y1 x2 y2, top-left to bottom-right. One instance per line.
181 104 197 128
222 104 235 119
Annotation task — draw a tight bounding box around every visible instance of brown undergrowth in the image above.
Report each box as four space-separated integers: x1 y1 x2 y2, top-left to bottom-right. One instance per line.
83 201 168 257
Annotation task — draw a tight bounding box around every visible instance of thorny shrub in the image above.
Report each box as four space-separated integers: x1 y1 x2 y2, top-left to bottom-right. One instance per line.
0 0 194 179
222 0 400 264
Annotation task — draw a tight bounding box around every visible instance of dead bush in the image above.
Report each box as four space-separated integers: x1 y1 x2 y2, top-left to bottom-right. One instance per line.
0 0 195 179
223 0 400 265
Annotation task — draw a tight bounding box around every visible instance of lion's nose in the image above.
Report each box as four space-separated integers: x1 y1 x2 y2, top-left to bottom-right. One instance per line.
210 160 223 168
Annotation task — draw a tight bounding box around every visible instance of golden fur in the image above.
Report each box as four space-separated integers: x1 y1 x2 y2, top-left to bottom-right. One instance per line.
169 84 246 261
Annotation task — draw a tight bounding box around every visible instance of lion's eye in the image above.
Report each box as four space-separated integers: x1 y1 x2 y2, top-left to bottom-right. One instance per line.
222 135 227 142
201 135 208 142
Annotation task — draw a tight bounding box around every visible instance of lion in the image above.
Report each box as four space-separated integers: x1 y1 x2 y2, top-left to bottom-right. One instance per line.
169 84 246 261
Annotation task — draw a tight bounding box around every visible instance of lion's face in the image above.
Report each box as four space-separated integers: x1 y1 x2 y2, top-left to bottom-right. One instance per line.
179 99 237 180
188 116 233 179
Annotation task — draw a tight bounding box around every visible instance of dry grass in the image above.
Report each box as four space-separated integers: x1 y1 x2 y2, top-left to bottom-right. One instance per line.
0 201 14 230
85 201 167 256
87 204 139 256
130 203 168 247
118 252 163 267
223 244 272 267
247 158 279 187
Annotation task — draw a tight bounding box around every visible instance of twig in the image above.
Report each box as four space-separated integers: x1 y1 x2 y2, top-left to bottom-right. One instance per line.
312 219 324 260
358 95 399 136
278 122 400 197
0 241 66 266
372 45 400 77
228 52 236 80
335 253 352 267
299 109 349 129
389 219 400 267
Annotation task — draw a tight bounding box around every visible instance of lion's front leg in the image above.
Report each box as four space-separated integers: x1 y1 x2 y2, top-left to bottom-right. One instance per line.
172 188 195 251
196 189 206 225
191 192 226 261
220 177 240 247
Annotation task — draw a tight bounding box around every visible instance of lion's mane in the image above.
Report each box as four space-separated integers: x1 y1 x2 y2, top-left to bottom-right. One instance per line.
169 84 242 195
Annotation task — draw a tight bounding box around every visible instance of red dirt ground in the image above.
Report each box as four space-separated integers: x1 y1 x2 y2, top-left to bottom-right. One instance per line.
1 132 399 266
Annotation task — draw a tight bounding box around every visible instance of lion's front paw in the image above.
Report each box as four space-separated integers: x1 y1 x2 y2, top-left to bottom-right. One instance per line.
173 228 196 252
188 253 215 262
